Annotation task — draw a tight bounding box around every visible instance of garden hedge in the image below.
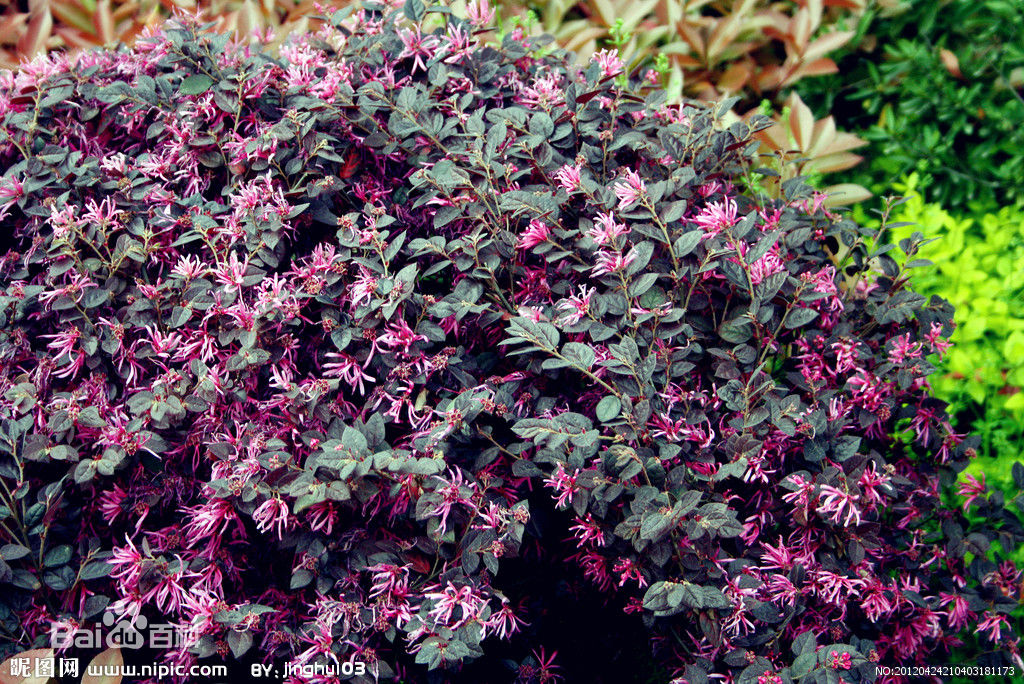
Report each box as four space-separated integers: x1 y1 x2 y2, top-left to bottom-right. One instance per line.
0 2 1021 682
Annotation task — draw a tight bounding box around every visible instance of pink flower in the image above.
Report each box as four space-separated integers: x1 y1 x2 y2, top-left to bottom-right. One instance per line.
555 285 595 326
516 71 566 109
142 556 195 613
857 461 890 508
828 651 852 670
782 474 815 513
173 329 217 364
367 563 410 600
956 472 987 512
591 49 624 78
591 248 637 277
48 203 77 239
423 581 486 628
323 352 374 394
651 411 716 448
985 560 1023 596
887 332 922 364
924 321 953 358
426 469 478 536
443 25 474 64
572 550 612 591
848 369 889 412
568 514 606 548
693 197 738 237
517 219 550 250
213 251 249 292
758 537 796 571
43 326 85 379
809 568 864 611
759 207 783 229
293 621 339 669
98 485 128 522
349 266 378 309
484 597 525 640
145 324 181 356
306 501 338 535
858 576 898 622
253 497 291 539
529 647 563 683
106 594 144 624
698 181 723 197
975 611 1011 643
180 590 220 644
171 254 210 280
939 592 973 631
397 25 439 74
612 169 645 209
649 413 687 442
182 499 240 545
375 317 428 358
910 405 938 444
82 196 123 228
108 536 146 587
0 174 23 220
543 463 581 510
230 172 289 222
588 212 629 246
748 249 785 285
612 557 647 588
518 305 544 322
817 484 862 527
831 338 860 374
801 265 844 313
466 0 495 28
800 190 838 219
553 163 582 193
763 574 800 607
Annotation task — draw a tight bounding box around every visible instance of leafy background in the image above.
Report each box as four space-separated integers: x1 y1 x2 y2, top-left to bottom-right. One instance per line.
0 0 1022 681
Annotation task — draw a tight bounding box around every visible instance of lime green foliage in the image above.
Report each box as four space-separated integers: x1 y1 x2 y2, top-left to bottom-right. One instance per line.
856 174 1024 494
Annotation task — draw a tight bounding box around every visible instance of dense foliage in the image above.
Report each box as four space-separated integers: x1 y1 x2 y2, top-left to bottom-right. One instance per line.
856 176 1024 510
0 0 868 91
0 0 327 69
853 176 1024 684
802 0 1024 209
0 0 873 199
0 2 1021 682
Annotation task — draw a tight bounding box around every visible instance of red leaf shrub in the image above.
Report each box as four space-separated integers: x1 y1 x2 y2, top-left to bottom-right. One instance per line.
0 2 1020 682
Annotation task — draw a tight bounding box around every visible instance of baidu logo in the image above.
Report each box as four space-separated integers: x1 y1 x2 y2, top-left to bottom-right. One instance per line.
50 614 193 650
104 613 146 649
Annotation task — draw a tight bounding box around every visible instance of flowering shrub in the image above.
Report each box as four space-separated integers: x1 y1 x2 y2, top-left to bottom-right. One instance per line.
0 2 1022 682
1 0 873 203
0 0 331 69
851 176 1024 568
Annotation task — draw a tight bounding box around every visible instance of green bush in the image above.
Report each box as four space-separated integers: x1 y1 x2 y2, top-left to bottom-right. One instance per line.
801 0 1024 210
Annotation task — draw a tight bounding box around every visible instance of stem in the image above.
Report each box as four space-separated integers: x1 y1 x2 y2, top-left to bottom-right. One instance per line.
641 195 682 280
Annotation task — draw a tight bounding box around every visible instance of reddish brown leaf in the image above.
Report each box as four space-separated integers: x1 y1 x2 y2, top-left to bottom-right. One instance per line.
94 0 115 44
787 92 815 151
940 48 963 79
16 5 52 60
